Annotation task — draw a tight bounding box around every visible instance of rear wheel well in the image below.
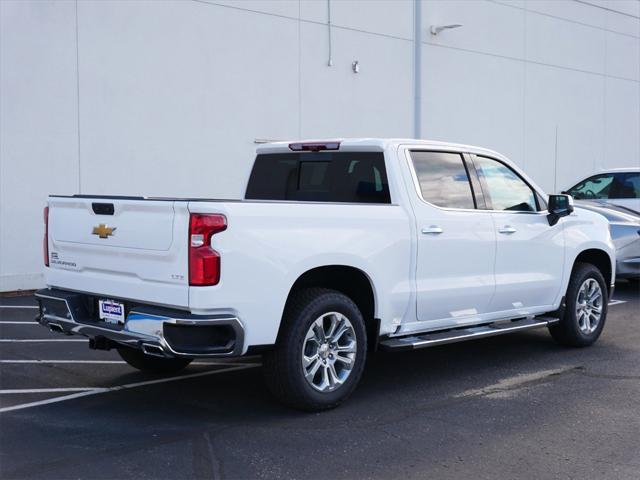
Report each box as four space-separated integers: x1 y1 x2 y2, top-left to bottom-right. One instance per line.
574 249 613 295
280 266 378 350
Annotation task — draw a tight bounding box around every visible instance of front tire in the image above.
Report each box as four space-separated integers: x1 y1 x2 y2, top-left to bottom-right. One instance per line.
117 346 192 373
549 263 608 347
263 288 367 412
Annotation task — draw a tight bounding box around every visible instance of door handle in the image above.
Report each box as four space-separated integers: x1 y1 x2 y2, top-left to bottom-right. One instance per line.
498 225 517 234
422 225 443 235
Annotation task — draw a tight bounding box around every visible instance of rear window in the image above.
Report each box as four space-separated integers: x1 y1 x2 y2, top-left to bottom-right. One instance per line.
245 152 391 203
410 151 475 209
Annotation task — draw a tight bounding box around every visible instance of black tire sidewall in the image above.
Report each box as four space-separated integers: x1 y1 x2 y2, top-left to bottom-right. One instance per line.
562 264 608 345
268 289 368 410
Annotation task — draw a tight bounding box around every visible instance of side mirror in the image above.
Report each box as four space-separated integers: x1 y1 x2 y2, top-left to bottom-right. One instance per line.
547 194 574 226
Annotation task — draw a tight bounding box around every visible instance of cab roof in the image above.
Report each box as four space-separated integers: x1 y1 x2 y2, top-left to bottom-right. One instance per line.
255 138 507 160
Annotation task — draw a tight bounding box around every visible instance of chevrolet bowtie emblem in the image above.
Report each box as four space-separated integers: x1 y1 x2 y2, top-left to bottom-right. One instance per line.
92 224 116 239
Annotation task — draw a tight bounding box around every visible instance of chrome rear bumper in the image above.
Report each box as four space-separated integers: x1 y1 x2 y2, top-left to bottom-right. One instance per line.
35 288 244 358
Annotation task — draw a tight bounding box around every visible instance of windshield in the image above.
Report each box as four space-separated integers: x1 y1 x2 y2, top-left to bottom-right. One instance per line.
567 172 639 200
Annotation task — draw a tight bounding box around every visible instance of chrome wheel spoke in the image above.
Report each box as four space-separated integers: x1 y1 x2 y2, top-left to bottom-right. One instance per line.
335 353 354 367
335 339 357 353
578 311 586 329
325 314 340 339
303 353 319 368
313 319 326 343
305 357 322 381
321 364 331 389
305 326 320 344
576 278 603 335
328 363 342 387
301 311 357 393
331 322 350 343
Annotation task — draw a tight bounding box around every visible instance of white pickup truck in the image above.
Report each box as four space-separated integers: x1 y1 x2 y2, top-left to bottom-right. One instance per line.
37 139 615 411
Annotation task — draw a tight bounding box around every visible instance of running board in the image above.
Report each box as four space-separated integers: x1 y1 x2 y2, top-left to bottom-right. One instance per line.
379 316 559 351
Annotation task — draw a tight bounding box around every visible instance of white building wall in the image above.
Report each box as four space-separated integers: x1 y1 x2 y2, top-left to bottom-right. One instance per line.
1 0 639 291
1 0 80 290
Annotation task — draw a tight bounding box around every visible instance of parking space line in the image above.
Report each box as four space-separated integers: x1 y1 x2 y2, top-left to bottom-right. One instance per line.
0 363 260 413
0 306 38 309
609 299 627 306
0 359 261 366
0 360 127 364
0 321 39 325
0 339 87 343
1 388 98 394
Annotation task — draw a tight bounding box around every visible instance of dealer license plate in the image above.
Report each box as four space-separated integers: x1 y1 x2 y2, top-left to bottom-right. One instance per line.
98 299 125 325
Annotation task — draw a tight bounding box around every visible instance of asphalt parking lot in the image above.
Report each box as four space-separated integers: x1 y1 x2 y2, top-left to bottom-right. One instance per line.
1 284 639 480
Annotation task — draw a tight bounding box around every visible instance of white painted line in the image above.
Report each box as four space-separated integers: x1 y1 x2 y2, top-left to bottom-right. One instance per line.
0 360 127 364
0 339 86 343
0 306 38 309
0 363 259 413
0 390 109 413
608 299 627 306
1 388 98 394
0 359 260 366
0 321 39 325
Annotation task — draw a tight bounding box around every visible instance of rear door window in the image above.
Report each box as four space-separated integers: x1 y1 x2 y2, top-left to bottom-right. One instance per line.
245 152 391 203
617 173 639 199
409 151 476 209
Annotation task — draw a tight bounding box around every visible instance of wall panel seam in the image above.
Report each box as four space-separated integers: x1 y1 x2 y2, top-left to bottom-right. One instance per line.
191 0 414 42
75 0 81 194
488 0 640 39
423 40 640 83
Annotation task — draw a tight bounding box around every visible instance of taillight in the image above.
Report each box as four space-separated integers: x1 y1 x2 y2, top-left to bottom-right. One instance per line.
43 206 49 267
188 213 227 286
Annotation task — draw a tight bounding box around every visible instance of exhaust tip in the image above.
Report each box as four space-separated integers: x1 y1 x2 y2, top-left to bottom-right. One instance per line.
141 343 166 357
48 323 64 334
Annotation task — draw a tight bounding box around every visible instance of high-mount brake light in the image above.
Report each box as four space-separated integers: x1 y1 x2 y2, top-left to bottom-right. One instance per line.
43 206 49 267
288 142 340 152
188 213 227 286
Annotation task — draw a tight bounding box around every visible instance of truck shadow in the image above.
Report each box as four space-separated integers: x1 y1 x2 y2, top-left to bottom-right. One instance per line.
73 325 628 421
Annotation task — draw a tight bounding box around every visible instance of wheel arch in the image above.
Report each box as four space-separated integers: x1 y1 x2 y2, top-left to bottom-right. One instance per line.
572 248 614 295
279 265 379 350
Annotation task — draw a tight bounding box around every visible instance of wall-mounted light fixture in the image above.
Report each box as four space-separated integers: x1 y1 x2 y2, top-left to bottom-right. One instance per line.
352 61 360 74
430 24 463 35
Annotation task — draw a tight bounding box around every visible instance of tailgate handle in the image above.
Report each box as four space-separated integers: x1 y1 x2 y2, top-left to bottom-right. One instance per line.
92 203 114 215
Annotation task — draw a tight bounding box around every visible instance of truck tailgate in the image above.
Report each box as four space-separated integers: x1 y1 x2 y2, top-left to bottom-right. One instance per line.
45 196 190 308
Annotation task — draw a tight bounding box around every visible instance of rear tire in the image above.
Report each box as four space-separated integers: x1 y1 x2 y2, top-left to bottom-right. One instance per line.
117 346 192 373
549 263 608 347
263 288 367 412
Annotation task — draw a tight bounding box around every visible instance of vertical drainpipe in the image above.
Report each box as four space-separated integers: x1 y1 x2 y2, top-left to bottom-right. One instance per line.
414 0 422 139
327 0 333 66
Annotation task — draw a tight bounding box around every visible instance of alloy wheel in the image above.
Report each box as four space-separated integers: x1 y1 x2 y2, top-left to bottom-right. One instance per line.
301 312 357 392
